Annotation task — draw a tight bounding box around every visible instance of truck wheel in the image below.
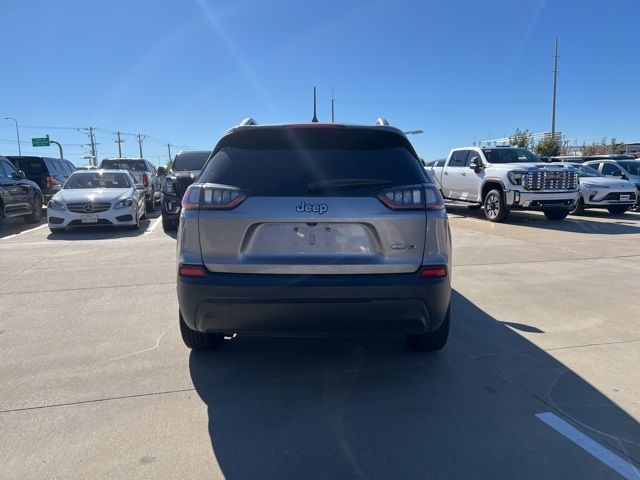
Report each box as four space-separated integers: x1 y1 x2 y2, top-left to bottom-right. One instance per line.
570 194 585 215
483 189 509 222
607 205 629 215
162 215 177 231
146 191 156 213
544 209 570 221
179 311 223 350
24 193 43 223
407 306 450 351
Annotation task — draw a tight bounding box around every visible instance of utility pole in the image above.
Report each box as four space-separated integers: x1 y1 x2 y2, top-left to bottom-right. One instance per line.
4 117 21 155
331 86 335 123
115 131 124 157
551 38 559 141
88 127 97 166
166 144 172 163
136 134 145 158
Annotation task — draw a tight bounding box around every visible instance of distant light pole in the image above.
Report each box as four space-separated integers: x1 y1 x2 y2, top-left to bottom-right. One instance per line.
404 130 424 135
4 117 21 155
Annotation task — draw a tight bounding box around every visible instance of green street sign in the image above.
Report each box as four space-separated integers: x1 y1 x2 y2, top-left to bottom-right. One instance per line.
32 136 50 147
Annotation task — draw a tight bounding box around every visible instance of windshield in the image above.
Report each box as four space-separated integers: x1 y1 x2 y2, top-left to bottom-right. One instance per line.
482 148 541 164
200 129 425 196
64 172 131 189
573 164 601 177
171 151 210 171
100 160 146 171
619 161 640 176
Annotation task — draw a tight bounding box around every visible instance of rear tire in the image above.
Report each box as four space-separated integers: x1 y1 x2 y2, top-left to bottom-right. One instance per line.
24 194 43 224
179 312 223 350
146 191 156 213
544 208 570 221
407 306 450 352
162 215 177 231
607 205 629 215
570 194 585 215
483 189 509 222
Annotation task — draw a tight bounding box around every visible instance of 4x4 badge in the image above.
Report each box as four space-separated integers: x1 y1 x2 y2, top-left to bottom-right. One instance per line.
296 201 328 215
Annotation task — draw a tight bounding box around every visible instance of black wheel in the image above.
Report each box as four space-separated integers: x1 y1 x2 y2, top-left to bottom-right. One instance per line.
607 205 629 215
24 194 43 223
49 227 65 234
162 214 177 231
467 204 482 210
146 191 156 212
179 312 223 350
544 208 570 221
483 189 509 222
570 194 585 215
407 306 450 352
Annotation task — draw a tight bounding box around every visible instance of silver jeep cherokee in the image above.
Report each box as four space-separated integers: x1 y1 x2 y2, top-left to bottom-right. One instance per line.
176 119 452 351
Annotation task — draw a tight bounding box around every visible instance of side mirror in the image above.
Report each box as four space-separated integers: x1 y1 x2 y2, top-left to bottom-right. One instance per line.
135 184 146 190
621 174 629 180
15 170 26 179
469 157 482 172
610 171 623 177
157 167 166 175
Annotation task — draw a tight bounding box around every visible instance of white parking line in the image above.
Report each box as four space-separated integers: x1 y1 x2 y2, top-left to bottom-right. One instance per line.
536 412 639 479
143 217 162 236
0 223 48 241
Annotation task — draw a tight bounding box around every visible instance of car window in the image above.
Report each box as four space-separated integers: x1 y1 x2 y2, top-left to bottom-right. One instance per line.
13 157 46 174
100 160 147 171
0 160 13 178
65 172 132 189
601 163 622 176
618 161 640 176
171 151 211 171
466 151 481 167
575 165 601 177
448 150 469 167
200 128 425 196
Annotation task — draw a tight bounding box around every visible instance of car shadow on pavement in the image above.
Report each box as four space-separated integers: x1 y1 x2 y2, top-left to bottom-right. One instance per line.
447 204 640 235
0 209 47 239
188 290 640 479
44 213 160 241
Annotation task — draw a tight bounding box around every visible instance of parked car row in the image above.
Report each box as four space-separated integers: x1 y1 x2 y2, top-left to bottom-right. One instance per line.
425 148 640 222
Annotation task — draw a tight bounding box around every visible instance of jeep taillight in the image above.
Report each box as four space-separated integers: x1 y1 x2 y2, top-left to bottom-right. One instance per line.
377 185 444 211
182 185 247 211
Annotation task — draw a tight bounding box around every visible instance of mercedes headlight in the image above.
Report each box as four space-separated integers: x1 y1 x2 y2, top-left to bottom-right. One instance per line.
47 199 66 211
113 198 134 209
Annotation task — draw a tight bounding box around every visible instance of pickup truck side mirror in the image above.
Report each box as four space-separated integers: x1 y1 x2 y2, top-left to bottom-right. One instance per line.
13 170 26 179
621 173 629 180
469 157 483 173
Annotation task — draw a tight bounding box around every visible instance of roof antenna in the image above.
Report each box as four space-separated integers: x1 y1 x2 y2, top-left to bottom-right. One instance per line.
311 86 319 123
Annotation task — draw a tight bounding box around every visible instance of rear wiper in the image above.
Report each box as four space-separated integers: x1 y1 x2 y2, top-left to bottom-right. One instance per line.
307 178 392 192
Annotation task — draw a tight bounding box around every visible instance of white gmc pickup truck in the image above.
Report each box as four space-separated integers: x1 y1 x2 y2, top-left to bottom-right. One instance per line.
427 146 579 222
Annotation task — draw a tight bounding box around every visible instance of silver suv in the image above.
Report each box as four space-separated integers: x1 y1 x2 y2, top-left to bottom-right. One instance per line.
176 120 452 351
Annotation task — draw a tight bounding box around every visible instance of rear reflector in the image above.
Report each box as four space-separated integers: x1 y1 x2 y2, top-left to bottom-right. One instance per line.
179 265 206 277
45 175 54 187
419 266 447 278
142 173 149 188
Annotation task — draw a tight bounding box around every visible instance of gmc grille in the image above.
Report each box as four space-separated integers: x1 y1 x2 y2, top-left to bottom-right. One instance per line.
524 171 578 191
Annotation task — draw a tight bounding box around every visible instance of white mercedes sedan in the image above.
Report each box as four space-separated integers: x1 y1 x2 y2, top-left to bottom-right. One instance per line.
46 169 147 233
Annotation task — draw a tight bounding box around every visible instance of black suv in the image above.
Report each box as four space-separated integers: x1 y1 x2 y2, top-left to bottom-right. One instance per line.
159 150 210 231
0 156 44 230
7 156 76 202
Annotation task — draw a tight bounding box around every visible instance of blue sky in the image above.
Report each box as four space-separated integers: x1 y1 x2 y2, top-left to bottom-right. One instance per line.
1 0 638 164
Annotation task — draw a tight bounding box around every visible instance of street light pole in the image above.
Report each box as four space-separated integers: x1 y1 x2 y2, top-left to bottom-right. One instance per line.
4 117 21 155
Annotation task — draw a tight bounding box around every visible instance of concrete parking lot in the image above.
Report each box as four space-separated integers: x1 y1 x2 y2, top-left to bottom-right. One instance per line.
1 208 639 479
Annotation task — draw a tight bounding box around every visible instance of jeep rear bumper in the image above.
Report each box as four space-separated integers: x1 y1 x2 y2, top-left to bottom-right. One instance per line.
177 271 451 336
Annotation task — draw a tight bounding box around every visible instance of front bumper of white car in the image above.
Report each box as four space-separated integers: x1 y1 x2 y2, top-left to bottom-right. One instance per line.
47 203 139 228
579 186 637 207
505 189 579 209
